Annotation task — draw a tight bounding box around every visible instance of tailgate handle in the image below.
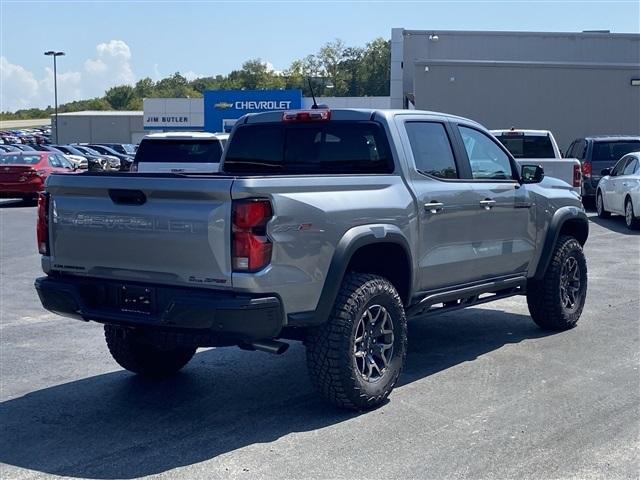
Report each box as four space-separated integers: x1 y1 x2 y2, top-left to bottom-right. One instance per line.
108 189 147 206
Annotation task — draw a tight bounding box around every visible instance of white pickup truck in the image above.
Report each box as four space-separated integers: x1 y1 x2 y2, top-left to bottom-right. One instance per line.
491 129 581 194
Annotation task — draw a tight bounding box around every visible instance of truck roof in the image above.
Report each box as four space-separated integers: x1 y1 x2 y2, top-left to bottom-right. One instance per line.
583 135 640 141
143 132 229 140
239 108 483 128
491 129 552 137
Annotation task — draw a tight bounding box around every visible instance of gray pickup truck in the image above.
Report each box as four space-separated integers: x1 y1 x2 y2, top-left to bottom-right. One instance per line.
35 109 589 410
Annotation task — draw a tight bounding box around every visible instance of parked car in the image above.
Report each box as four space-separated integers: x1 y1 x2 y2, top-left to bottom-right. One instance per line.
72 145 121 171
86 144 133 171
52 145 103 172
92 143 137 157
0 152 77 203
0 145 21 153
132 132 228 173
596 151 640 229
565 136 640 201
35 108 589 410
491 129 581 194
10 144 37 152
30 145 88 170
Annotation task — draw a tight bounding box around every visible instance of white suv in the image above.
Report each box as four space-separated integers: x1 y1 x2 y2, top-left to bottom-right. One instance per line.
132 132 229 174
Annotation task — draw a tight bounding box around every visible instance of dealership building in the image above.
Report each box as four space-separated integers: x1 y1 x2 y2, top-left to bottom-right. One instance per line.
54 28 639 149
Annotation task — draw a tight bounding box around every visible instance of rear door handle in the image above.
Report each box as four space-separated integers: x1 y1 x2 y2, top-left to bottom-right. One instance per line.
479 199 496 210
109 189 147 206
424 201 444 214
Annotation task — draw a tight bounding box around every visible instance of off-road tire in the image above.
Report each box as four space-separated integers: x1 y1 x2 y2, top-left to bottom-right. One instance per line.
625 197 640 230
104 325 196 377
527 235 587 331
305 273 407 410
596 191 610 218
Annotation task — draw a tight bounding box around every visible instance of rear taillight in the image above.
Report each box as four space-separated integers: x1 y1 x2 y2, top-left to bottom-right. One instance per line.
37 192 50 255
130 162 138 172
582 161 592 177
282 110 331 122
232 199 273 272
573 163 582 187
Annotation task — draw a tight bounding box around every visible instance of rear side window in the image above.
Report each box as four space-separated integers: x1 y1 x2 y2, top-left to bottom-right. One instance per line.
592 141 640 163
623 157 638 175
495 134 555 158
136 139 223 164
224 122 393 175
405 122 457 179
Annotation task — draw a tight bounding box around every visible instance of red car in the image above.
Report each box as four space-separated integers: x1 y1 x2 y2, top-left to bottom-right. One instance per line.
0 152 78 203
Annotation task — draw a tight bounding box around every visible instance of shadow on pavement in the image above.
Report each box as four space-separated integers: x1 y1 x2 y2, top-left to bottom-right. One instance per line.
589 214 640 236
0 308 551 479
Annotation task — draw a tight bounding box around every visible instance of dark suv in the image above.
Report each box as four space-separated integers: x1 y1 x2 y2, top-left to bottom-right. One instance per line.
565 136 640 199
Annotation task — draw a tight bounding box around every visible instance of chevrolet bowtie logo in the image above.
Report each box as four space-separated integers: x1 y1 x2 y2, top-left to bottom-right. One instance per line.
214 102 234 109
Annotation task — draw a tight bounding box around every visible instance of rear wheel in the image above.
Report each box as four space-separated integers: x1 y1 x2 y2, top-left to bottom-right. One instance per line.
596 191 610 218
527 236 587 331
104 325 196 377
625 197 640 230
305 273 407 410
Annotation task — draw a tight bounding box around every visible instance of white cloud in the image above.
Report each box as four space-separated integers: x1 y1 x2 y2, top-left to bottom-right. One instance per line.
183 70 205 81
1 40 136 112
0 56 40 110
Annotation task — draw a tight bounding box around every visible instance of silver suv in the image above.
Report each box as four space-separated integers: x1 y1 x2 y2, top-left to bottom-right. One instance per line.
35 109 588 410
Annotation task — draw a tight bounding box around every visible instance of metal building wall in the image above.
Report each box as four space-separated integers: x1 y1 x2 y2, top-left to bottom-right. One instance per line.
55 113 144 144
413 60 640 149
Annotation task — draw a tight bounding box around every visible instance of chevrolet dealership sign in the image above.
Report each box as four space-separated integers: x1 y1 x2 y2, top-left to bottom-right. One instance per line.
204 90 302 132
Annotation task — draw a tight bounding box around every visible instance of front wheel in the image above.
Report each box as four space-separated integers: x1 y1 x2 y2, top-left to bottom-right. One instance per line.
625 198 640 230
305 273 407 410
527 236 587 331
596 191 610 218
104 325 196 377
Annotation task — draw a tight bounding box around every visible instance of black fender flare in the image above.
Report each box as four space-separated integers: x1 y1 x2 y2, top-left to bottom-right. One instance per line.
286 225 413 327
533 206 589 281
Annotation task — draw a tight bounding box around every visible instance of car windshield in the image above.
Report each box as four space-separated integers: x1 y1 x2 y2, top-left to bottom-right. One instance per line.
121 144 136 154
0 154 41 165
136 139 223 164
76 146 101 155
224 122 393 175
592 141 640 163
495 134 555 158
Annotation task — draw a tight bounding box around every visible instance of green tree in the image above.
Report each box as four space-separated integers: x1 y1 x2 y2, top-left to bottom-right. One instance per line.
105 85 136 110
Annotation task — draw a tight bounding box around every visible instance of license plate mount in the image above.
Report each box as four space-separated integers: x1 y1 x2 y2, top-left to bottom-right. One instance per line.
119 285 155 314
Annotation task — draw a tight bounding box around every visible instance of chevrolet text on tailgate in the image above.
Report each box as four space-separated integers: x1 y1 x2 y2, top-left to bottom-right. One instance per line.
35 109 589 410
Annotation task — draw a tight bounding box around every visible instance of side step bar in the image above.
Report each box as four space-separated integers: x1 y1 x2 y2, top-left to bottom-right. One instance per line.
407 276 527 319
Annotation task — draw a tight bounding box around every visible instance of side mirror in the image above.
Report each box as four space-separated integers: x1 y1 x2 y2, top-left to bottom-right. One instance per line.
601 168 612 176
520 164 544 184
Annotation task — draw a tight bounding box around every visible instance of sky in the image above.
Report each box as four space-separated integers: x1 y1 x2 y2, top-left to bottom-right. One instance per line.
1 0 639 111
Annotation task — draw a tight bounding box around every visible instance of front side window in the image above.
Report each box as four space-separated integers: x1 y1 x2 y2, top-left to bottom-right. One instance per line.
612 158 628 176
405 122 458 179
459 126 514 180
49 154 62 167
623 157 638 176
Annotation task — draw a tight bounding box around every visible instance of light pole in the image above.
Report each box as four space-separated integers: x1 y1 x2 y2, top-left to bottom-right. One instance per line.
44 51 65 144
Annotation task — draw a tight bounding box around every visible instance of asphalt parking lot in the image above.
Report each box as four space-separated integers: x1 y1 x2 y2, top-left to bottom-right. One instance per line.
0 199 638 480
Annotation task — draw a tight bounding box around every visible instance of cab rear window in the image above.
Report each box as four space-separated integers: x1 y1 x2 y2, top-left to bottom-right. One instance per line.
495 134 555 158
224 122 393 175
135 139 223 164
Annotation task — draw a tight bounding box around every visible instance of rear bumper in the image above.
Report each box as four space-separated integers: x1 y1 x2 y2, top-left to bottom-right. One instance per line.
35 275 285 344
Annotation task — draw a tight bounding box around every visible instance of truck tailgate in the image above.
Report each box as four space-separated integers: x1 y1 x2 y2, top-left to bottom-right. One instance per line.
46 173 234 288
